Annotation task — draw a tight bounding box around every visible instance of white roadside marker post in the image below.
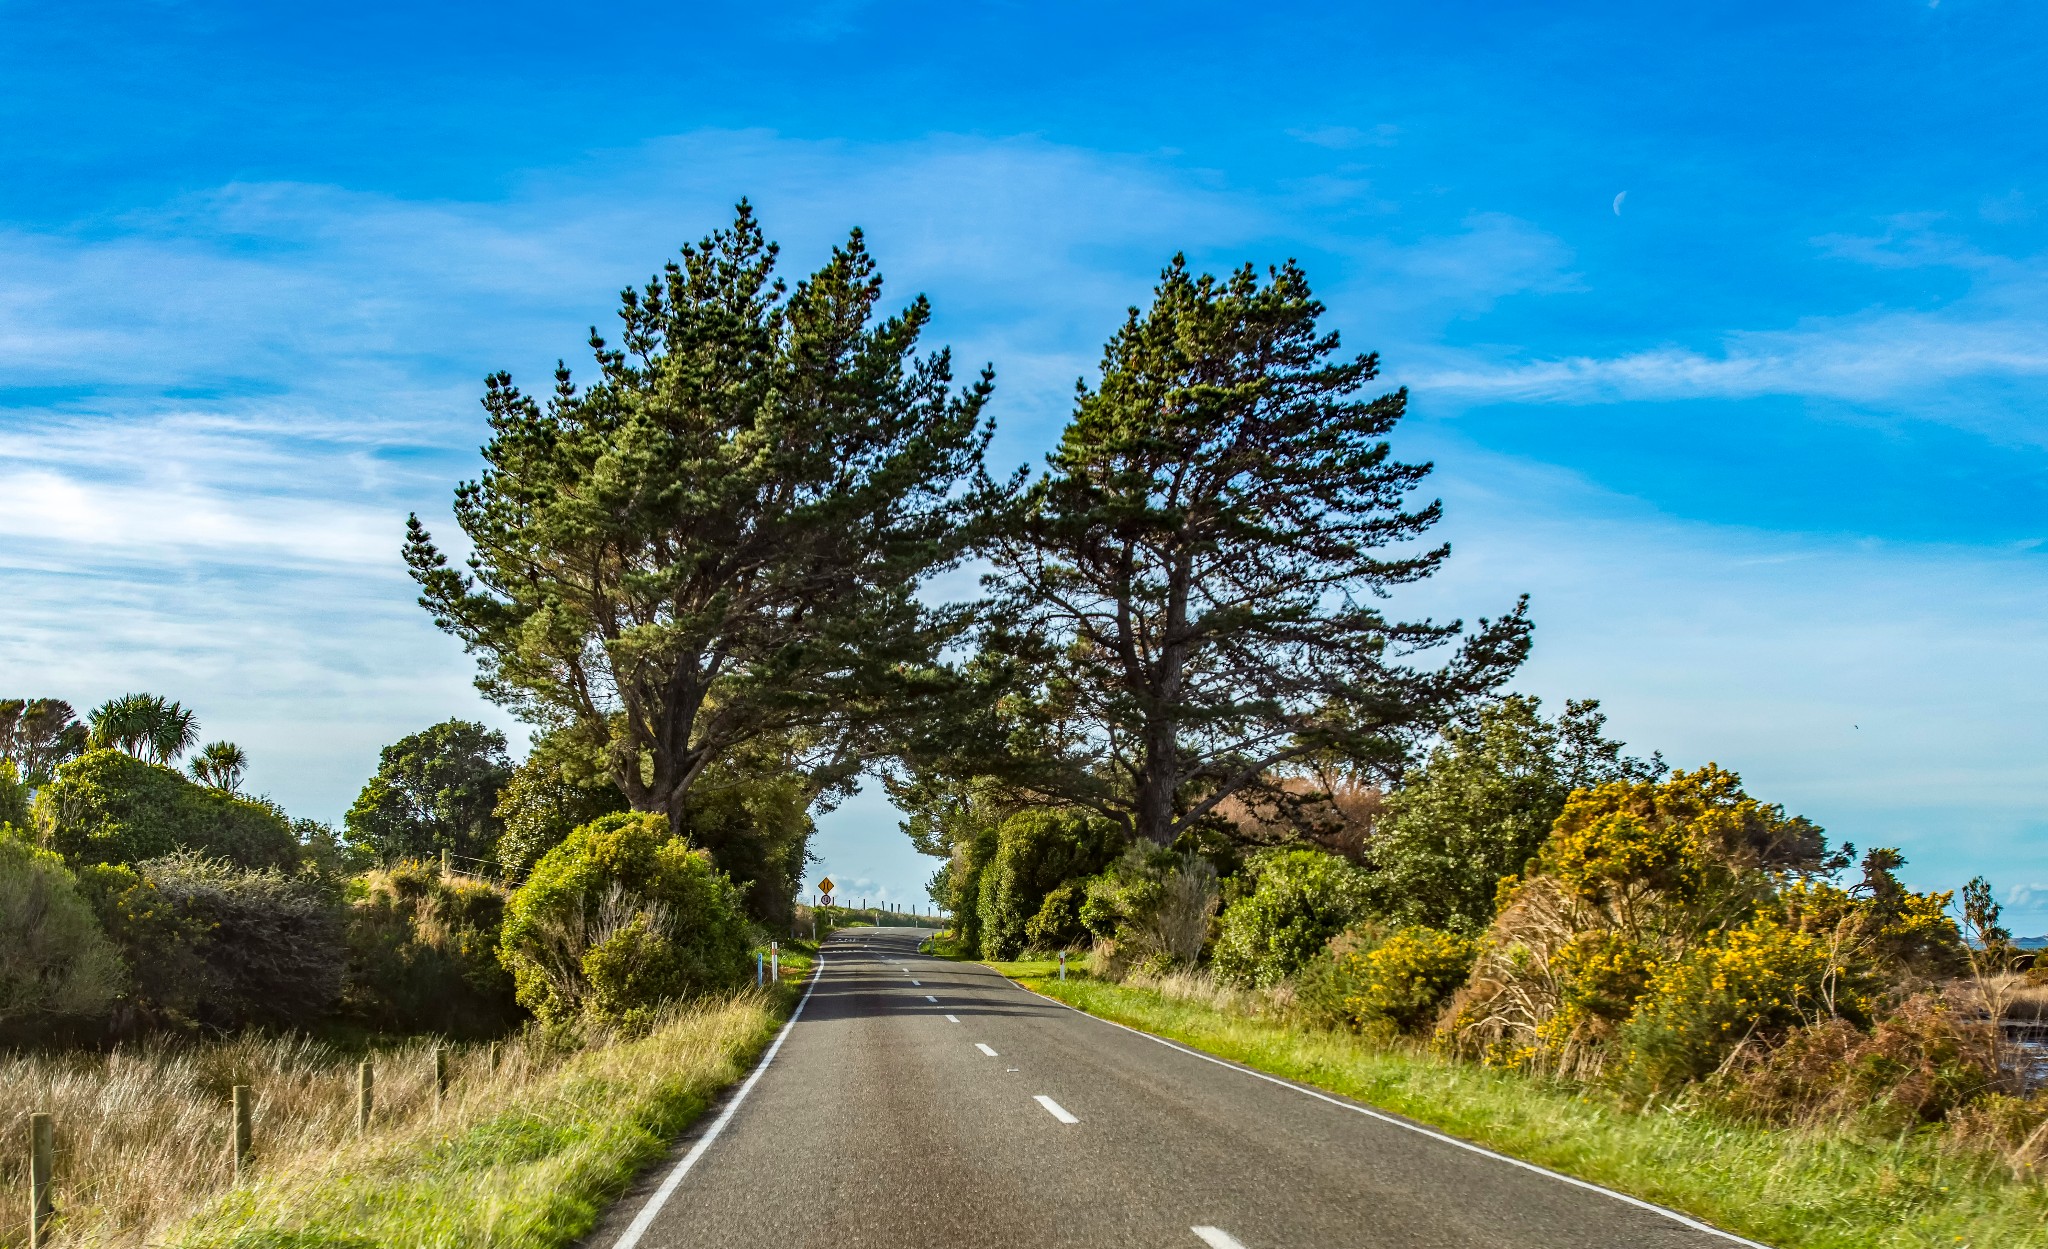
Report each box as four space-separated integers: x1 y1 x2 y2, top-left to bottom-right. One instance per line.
1059 949 1067 981
770 941 779 982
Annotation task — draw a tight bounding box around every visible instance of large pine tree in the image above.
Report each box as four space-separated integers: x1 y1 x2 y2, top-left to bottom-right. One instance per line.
406 204 997 836
973 255 1529 846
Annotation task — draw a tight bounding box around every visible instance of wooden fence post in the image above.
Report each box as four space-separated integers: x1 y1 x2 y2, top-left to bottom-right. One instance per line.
28 1112 54 1249
487 1041 501 1073
433 1046 448 1108
231 1085 254 1178
356 1060 374 1133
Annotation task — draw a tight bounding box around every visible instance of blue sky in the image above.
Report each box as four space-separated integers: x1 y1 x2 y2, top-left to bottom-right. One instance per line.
3 2 2046 920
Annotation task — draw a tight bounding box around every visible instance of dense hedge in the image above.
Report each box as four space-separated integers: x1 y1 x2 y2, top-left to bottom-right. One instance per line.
974 808 1121 959
34 749 298 871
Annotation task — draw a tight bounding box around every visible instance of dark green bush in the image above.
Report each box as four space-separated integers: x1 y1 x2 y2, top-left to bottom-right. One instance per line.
0 832 123 1037
135 854 345 1031
1024 879 1089 950
33 749 298 871
974 808 1122 959
344 861 522 1036
1211 847 1371 987
498 812 751 1026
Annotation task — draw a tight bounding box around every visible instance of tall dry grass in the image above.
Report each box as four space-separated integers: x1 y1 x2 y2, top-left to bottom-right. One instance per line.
0 1016 660 1249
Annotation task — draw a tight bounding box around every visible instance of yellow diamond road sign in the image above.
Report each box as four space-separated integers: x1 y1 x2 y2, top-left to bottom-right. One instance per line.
818 877 834 895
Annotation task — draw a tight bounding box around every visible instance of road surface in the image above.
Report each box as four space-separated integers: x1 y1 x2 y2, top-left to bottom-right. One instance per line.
586 927 1767 1249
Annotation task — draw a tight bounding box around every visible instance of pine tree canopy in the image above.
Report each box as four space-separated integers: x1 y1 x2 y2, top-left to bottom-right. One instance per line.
968 254 1531 846
406 203 999 830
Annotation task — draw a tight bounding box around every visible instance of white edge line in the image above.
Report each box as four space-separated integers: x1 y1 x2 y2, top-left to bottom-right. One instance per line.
609 953 827 1249
1011 978 1772 1249
1034 1093 1079 1124
1191 1227 1246 1249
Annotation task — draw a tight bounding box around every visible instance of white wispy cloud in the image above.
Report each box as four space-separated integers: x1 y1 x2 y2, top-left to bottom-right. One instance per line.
1402 220 2048 424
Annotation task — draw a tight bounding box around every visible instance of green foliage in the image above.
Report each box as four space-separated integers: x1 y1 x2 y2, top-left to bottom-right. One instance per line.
493 732 626 880
1614 915 1852 1098
72 858 211 1021
499 812 751 1026
678 751 815 928
973 807 1122 958
35 748 299 871
0 758 29 828
88 692 200 765
1024 879 1089 950
894 774 1012 953
0 832 124 1033
1081 846 1220 976
71 853 344 1031
405 203 997 839
0 697 88 785
345 720 512 868
1211 847 1371 987
1367 696 1656 934
344 861 522 1036
966 254 1529 847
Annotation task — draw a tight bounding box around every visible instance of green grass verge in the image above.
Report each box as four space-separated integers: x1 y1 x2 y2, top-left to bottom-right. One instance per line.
165 992 791 1249
1016 974 2048 1249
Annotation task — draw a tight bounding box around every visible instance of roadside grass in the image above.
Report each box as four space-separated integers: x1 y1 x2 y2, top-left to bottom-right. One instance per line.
5 968 805 1249
1015 972 2048 1249
165 992 785 1249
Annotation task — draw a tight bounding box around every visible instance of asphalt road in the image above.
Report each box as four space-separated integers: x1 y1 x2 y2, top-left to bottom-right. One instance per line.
586 927 1768 1249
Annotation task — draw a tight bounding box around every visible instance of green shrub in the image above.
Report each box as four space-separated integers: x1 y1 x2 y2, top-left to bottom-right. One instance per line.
138 854 346 1031
498 812 751 1026
344 861 523 1036
34 749 298 871
1614 915 1848 1098
73 860 211 1023
1339 926 1477 1033
975 808 1122 958
1211 848 1371 987
1365 696 1657 933
0 759 30 828
1080 847 1219 977
1293 922 1391 1028
677 755 814 929
1024 879 1089 950
0 833 124 1035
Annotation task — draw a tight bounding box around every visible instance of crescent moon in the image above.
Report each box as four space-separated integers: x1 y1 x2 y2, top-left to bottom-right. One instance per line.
1612 191 1628 216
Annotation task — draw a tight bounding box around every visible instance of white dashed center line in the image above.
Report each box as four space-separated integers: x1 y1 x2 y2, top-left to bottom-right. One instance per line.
945 1014 960 1023
975 1043 998 1057
925 995 938 1002
1033 1095 1079 1124
911 980 921 986
1191 1229 1246 1249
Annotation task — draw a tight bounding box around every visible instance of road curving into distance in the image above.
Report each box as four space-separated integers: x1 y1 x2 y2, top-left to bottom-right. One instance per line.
584 927 1769 1249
